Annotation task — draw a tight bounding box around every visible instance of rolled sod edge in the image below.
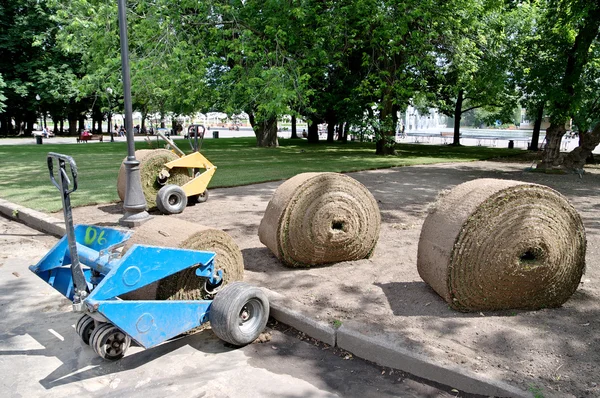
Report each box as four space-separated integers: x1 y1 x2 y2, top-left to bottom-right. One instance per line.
120 217 244 301
259 172 381 268
451 185 585 311
117 149 160 201
258 173 320 260
117 149 192 208
417 178 586 311
417 179 535 303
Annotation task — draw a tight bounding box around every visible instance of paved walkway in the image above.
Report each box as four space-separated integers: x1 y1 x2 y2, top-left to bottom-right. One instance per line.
5 127 599 154
0 216 458 398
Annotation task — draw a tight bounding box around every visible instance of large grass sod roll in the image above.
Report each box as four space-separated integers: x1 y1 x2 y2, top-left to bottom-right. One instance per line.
417 178 586 312
259 172 381 268
121 217 244 301
117 149 192 208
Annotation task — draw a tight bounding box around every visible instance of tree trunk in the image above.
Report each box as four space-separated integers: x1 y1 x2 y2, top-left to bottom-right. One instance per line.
141 110 147 133
307 120 319 142
258 117 279 147
26 116 34 136
376 96 397 155
52 116 59 135
324 108 337 143
342 122 349 143
68 114 77 136
539 123 567 169
59 119 64 134
290 115 298 139
529 105 544 151
249 112 279 147
0 116 4 136
78 116 85 132
336 123 344 141
453 89 464 146
326 121 335 143
0 115 9 135
563 123 600 170
14 116 22 135
392 103 400 138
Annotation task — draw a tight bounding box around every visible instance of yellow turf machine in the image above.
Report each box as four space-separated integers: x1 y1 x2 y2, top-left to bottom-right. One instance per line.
153 125 216 214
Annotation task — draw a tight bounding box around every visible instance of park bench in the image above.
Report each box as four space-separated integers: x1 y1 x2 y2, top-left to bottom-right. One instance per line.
77 133 104 143
440 131 453 144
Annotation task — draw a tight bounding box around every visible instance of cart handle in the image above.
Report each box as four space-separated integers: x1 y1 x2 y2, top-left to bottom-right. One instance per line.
47 152 78 195
188 124 205 152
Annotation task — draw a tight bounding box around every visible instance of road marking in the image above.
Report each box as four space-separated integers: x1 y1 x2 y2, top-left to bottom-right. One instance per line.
48 329 64 341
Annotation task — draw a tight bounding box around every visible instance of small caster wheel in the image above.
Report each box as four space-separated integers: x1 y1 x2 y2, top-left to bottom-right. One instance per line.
156 184 187 214
90 323 131 360
190 189 209 204
209 282 269 346
75 314 96 345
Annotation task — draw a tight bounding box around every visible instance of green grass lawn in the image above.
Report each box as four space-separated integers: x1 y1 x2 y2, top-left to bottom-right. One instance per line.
0 137 522 212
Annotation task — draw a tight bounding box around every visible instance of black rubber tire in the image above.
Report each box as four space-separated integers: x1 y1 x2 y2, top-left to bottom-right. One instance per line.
209 282 269 346
90 323 131 360
156 184 188 214
190 189 209 204
76 314 96 345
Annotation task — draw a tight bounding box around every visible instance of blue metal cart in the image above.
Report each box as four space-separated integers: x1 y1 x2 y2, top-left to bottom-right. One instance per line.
30 153 269 360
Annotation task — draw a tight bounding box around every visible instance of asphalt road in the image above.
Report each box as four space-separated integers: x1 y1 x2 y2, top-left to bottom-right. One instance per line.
0 216 460 398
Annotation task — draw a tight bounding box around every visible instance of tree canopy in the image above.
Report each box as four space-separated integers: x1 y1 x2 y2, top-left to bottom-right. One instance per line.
1 0 599 166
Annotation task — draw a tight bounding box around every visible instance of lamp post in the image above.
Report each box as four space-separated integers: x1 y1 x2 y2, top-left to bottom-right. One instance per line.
106 87 114 142
117 0 151 227
35 94 41 132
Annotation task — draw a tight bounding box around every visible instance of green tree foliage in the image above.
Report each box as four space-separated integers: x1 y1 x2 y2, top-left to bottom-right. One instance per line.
562 42 600 169
520 0 600 170
429 0 519 145
6 0 599 161
0 0 83 135
205 0 310 147
351 0 445 154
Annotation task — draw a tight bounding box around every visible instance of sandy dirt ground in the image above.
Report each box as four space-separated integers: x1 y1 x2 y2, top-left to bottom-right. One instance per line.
63 160 600 398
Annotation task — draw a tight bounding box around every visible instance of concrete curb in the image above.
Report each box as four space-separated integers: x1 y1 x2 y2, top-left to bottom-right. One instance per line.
337 325 531 398
0 198 65 237
1 198 531 398
263 288 336 347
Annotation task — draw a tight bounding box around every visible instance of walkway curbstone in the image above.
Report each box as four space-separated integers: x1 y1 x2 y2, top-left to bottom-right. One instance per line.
336 324 532 398
0 198 65 237
263 288 337 347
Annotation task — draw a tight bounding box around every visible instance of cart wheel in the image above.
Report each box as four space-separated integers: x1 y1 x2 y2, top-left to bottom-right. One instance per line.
209 282 269 346
190 189 209 204
156 184 188 214
90 323 131 360
75 314 96 345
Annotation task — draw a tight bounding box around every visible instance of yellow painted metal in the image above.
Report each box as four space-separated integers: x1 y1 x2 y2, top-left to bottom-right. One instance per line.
164 152 215 170
180 167 217 196
164 152 217 197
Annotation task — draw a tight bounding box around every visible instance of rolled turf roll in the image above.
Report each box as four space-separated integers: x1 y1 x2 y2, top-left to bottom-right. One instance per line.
116 149 192 208
417 178 586 312
258 172 381 268
120 217 244 301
